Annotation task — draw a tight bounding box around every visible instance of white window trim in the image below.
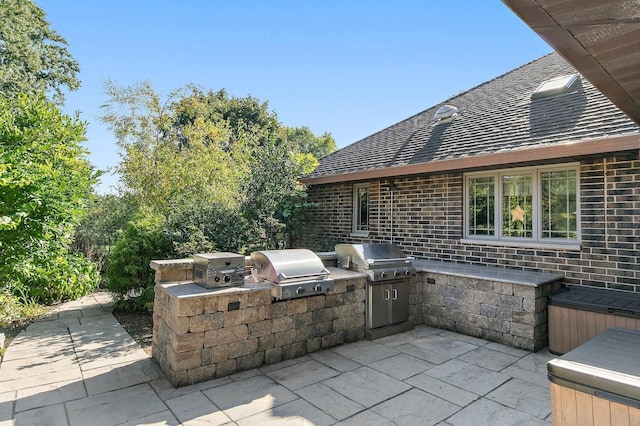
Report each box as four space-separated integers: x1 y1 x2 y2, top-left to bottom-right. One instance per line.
464 163 581 249
352 183 370 236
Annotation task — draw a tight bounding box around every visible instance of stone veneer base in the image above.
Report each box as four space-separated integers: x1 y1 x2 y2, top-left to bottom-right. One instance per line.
152 267 367 387
151 257 563 386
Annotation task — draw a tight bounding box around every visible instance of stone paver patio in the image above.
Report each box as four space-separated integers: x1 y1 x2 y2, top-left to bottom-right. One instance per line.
0 292 555 425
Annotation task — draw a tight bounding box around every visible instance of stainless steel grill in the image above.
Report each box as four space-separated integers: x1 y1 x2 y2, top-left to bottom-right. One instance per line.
335 243 414 339
335 243 415 281
250 249 334 300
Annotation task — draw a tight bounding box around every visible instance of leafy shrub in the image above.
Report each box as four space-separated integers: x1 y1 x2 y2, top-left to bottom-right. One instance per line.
17 248 100 304
105 212 174 311
165 201 248 256
0 289 46 328
0 94 99 304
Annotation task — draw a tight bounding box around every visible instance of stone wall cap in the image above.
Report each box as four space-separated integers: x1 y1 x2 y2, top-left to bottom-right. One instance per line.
414 259 563 287
150 258 194 270
158 281 271 299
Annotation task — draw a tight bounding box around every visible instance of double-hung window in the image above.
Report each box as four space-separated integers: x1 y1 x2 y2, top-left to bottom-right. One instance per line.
465 164 579 247
353 183 369 235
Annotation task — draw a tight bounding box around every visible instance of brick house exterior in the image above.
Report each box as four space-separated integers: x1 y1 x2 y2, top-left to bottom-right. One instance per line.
302 53 640 294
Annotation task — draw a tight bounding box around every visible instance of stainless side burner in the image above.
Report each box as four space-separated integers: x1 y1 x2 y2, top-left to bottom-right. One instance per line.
193 252 245 289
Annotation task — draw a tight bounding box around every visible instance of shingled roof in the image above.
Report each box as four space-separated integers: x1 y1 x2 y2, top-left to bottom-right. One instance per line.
303 52 640 184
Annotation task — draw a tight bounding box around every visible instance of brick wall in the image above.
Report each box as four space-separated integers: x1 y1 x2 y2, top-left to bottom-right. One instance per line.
306 152 640 293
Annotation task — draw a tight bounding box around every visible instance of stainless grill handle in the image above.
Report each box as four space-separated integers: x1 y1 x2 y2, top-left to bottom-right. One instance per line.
392 289 398 300
384 289 390 301
278 268 330 281
366 257 414 264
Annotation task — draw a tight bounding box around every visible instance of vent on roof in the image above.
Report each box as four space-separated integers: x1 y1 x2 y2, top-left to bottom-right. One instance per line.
531 73 579 99
434 105 458 125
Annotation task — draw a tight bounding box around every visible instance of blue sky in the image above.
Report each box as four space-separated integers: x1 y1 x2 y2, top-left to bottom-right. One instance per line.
38 1 551 193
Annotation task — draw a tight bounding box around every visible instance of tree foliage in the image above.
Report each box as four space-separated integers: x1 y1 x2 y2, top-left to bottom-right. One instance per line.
98 81 337 309
0 95 99 303
73 193 140 273
0 0 80 103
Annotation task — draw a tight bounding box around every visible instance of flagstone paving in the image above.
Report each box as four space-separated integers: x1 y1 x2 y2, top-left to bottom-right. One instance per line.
0 292 556 425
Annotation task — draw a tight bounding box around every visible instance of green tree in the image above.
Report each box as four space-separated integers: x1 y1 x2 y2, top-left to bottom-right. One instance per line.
0 94 99 303
0 0 80 103
285 126 336 160
73 193 140 273
99 81 338 308
100 82 247 215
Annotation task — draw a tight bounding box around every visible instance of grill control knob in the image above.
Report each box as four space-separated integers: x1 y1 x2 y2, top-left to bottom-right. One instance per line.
314 284 322 292
296 287 305 295
405 269 411 276
214 276 220 282
379 271 387 279
224 275 231 283
394 270 400 277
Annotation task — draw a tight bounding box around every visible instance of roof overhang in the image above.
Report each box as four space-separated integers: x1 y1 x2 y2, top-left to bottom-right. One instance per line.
301 134 639 185
502 0 640 125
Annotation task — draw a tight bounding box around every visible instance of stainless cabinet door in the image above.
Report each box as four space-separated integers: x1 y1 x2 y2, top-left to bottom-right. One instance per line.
390 280 409 325
368 283 390 329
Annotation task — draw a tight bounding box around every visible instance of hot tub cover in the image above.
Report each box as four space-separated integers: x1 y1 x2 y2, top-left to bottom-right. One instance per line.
547 327 640 406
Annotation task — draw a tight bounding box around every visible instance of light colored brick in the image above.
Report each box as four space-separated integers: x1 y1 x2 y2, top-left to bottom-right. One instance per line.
246 289 270 307
229 338 258 358
258 334 276 351
156 268 190 283
306 337 321 353
187 365 216 385
510 322 534 338
211 344 229 364
293 312 313 328
307 295 326 311
203 296 219 313
169 296 204 317
224 310 242 327
190 312 224 332
248 319 272 337
203 329 218 347
265 302 287 319
513 285 535 299
168 369 188 387
512 310 535 325
265 347 282 364
272 316 293 333
217 324 248 344
275 328 297 347
237 352 264 371
170 331 204 353
296 325 315 342
286 298 308 315
242 306 266 324
166 313 190 334
167 347 202 371
216 359 237 377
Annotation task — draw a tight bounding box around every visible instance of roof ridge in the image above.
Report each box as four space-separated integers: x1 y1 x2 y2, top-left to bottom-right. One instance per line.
333 52 559 152
307 51 639 180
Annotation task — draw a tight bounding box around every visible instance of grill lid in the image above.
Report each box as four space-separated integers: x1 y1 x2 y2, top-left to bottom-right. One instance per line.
335 243 413 270
250 249 329 284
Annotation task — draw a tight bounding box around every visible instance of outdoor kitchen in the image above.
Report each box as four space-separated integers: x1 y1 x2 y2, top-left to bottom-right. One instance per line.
150 243 562 387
